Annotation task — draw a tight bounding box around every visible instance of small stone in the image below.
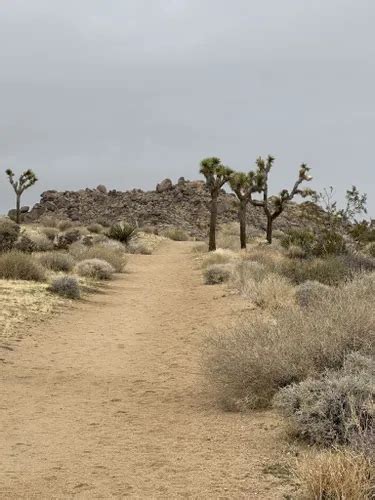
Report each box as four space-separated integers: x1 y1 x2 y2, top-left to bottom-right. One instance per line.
156 179 173 193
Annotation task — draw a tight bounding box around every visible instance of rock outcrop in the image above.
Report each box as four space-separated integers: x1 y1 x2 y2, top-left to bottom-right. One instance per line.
25 179 319 237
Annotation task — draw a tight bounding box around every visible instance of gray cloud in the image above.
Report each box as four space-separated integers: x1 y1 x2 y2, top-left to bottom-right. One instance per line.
0 0 374 215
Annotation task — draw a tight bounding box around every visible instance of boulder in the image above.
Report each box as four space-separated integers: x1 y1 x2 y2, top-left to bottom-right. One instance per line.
156 178 173 193
20 206 30 213
96 184 107 194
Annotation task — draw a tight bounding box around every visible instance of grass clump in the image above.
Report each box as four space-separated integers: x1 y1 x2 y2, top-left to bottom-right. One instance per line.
36 252 75 272
0 218 20 252
281 228 316 254
75 259 115 280
240 273 295 310
204 264 233 285
202 249 238 269
69 243 126 272
49 276 81 299
278 256 350 285
0 251 46 281
295 449 373 500
163 228 189 241
127 239 152 255
295 280 331 308
87 223 103 234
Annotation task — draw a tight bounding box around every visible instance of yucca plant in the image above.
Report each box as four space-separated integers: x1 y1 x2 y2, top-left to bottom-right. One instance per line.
107 222 137 244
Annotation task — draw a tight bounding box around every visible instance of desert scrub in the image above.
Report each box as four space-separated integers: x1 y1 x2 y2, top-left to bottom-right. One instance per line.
295 280 331 308
40 226 59 241
13 235 36 253
87 223 103 234
285 245 307 259
278 256 350 286
69 243 126 272
126 239 152 255
231 260 267 292
75 258 115 280
163 227 189 241
201 249 238 269
54 229 81 249
367 242 375 258
281 228 316 255
0 217 20 252
24 230 54 252
36 252 75 272
239 273 295 310
202 282 375 410
204 264 233 285
49 276 81 299
0 251 46 281
274 353 375 446
295 449 373 500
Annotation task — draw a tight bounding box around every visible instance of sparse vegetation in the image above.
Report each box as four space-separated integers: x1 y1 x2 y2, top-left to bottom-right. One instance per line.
37 252 75 272
70 243 126 272
0 251 46 281
203 263 233 285
163 227 189 241
0 217 20 252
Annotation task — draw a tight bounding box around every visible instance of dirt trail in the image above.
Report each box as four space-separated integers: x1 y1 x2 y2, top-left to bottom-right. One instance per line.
0 241 290 499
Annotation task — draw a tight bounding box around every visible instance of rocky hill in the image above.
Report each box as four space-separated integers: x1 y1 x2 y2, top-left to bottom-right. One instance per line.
23 177 321 237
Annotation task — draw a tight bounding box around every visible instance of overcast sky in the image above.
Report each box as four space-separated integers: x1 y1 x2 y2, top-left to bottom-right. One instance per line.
0 0 374 216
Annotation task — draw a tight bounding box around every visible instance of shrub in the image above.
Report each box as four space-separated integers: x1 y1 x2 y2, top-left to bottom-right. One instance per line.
57 219 74 231
278 256 350 285
75 259 115 280
13 235 36 253
274 353 375 446
39 215 59 228
107 222 137 244
339 252 375 274
313 230 347 257
239 273 295 310
163 228 189 241
49 276 81 299
0 251 46 281
367 243 375 258
203 283 375 410
281 228 316 254
295 450 373 500
37 252 75 272
285 245 307 259
70 244 126 272
0 218 20 252
40 227 59 241
231 260 267 293
27 232 54 252
295 280 331 308
54 229 81 249
202 249 238 269
204 264 233 285
87 223 103 234
127 240 153 255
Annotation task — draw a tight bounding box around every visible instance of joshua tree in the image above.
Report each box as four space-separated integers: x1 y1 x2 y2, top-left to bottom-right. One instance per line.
5 169 38 223
229 171 265 249
200 157 233 251
249 156 313 244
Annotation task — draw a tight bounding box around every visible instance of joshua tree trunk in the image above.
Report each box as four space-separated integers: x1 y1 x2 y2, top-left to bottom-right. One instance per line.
209 192 218 251
239 199 247 249
16 194 21 224
266 215 273 244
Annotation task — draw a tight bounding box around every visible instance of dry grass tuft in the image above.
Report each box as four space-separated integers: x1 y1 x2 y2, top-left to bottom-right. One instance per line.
203 264 233 285
69 243 126 272
296 449 374 500
36 252 75 272
202 249 238 269
0 251 46 282
75 258 115 280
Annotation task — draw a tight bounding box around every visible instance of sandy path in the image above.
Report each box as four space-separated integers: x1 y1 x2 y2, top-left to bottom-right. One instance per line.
0 241 290 499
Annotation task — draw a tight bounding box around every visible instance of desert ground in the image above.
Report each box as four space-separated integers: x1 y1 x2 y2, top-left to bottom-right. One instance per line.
0 240 293 499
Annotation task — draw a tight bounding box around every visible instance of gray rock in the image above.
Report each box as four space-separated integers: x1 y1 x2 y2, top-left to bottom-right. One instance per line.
96 184 107 194
156 178 173 193
20 206 30 213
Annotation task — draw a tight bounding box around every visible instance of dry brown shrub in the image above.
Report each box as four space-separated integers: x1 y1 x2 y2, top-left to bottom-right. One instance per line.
69 243 126 272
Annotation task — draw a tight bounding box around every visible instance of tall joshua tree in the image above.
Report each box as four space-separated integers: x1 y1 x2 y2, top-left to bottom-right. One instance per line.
200 157 233 251
229 171 265 249
250 156 313 244
5 169 38 223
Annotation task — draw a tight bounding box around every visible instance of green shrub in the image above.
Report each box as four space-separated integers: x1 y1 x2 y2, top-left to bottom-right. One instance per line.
75 258 114 280
0 251 46 281
163 228 189 241
278 256 350 285
313 230 347 257
281 228 316 254
0 218 20 252
49 276 81 299
274 353 375 446
37 252 75 272
203 264 233 285
349 221 375 243
107 222 137 244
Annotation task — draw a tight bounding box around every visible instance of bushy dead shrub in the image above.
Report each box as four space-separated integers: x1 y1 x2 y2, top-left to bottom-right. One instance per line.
339 252 375 274
0 218 20 252
367 242 375 258
49 276 80 299
37 252 75 272
204 264 233 285
295 280 331 308
274 353 375 446
203 282 375 410
231 260 267 292
75 258 114 280
13 235 35 253
242 273 295 310
40 226 59 241
127 239 152 255
202 249 238 269
296 449 373 500
285 245 307 259
57 219 74 231
27 232 54 252
70 243 126 272
54 229 81 249
163 227 189 241
39 215 59 228
0 251 46 281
